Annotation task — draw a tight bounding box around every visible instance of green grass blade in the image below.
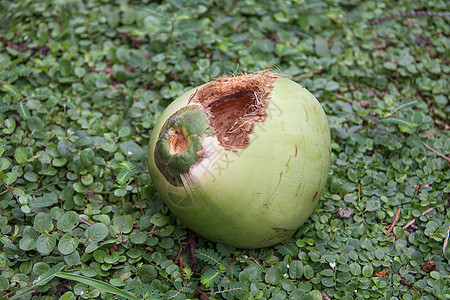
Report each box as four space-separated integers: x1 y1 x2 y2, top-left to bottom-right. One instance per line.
55 273 139 300
34 262 66 286
9 262 66 300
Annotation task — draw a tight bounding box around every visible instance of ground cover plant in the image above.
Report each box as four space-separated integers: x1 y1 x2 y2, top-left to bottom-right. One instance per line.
0 0 449 299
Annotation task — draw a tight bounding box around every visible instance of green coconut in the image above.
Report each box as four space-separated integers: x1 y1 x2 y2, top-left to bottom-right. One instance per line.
148 73 331 248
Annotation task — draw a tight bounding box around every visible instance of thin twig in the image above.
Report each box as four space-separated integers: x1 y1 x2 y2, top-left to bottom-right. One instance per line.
443 224 450 256
168 279 191 299
386 208 401 235
422 207 435 216
423 142 450 163
251 256 264 269
80 217 93 226
403 207 436 231
293 66 323 79
402 219 415 230
1 179 18 199
32 181 67 197
64 104 67 137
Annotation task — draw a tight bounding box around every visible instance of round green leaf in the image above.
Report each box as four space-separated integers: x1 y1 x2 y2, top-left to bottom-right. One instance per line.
24 171 38 182
21 205 31 214
309 290 323 300
113 215 133 234
150 214 169 227
110 278 124 287
73 182 88 193
58 233 80 255
93 249 107 263
104 252 120 264
349 262 361 276
137 265 158 283
85 242 99 254
321 277 336 287
120 141 144 160
0 158 10 171
362 264 374 278
57 211 80 232
303 265 314 279
91 182 104 193
242 264 262 282
118 127 131 137
85 223 109 242
325 81 339 91
129 232 148 244
122 10 135 25
0 276 9 291
289 260 304 279
114 188 127 197
59 291 76 300
32 262 50 275
57 140 72 158
80 266 97 277
64 250 81 266
20 261 33 274
430 271 440 280
81 174 94 185
108 11 120 27
100 142 117 153
3 171 18 185
160 237 174 249
74 67 86 78
28 116 44 131
80 148 95 166
265 267 282 285
36 235 57 255
127 248 142 259
281 278 295 292
34 212 53 232
52 157 67 167
19 228 37 251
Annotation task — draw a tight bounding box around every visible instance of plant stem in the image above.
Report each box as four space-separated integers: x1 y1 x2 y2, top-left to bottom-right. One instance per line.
423 142 450 163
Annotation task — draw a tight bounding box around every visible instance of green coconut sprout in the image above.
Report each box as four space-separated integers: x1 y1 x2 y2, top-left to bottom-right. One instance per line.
148 73 331 249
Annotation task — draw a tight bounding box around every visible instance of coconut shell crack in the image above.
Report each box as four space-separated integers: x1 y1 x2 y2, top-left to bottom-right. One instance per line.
192 73 278 150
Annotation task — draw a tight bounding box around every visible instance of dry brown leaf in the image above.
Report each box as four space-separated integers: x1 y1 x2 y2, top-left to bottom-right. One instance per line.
374 268 389 277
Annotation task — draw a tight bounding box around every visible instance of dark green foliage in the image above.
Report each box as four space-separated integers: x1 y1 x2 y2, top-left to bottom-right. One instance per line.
0 0 449 299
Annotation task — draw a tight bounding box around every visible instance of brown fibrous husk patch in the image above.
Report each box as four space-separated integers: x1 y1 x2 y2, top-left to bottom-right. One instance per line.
168 128 188 154
191 72 278 150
